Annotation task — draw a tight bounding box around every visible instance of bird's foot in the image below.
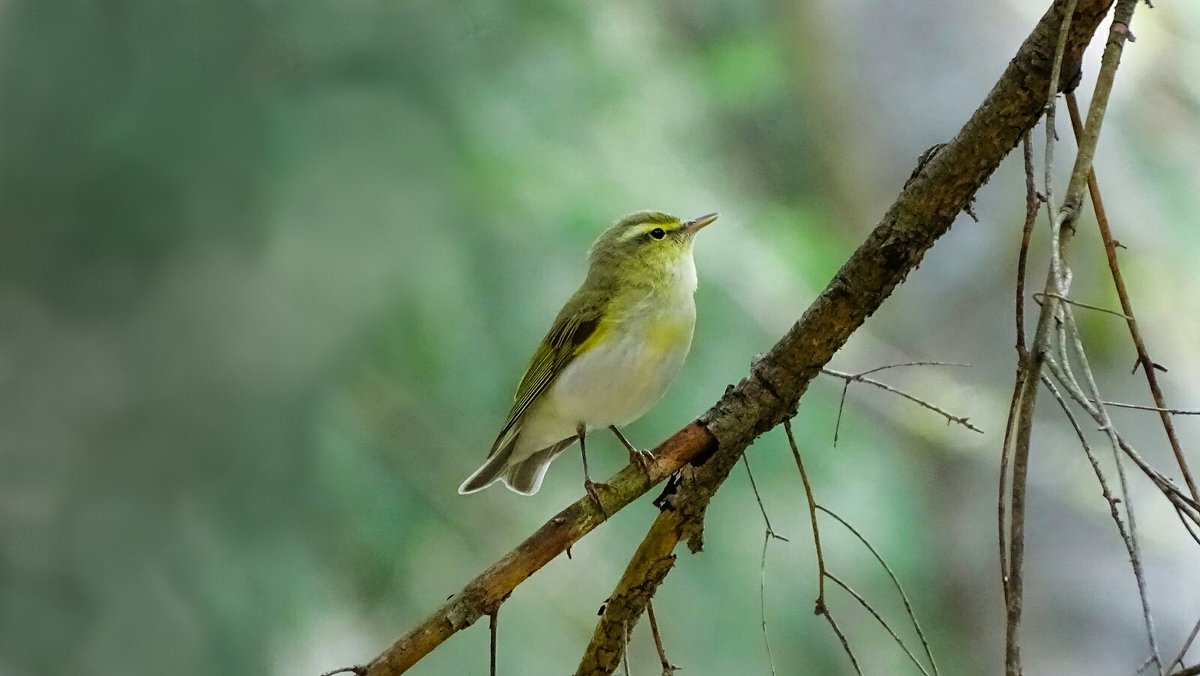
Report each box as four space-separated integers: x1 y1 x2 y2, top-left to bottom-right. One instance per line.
628 447 655 475
584 479 610 518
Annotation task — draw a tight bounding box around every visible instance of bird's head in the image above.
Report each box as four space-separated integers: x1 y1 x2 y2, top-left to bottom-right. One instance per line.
586 211 717 289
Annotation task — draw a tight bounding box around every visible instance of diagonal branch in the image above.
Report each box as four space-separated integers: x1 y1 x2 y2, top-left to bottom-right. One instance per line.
340 2 1121 674
573 1 1119 672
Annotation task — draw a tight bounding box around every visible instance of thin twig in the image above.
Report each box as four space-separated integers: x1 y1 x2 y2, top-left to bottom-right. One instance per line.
1040 374 1128 537
1170 616 1200 672
1002 2 1139 672
1046 357 1200 520
760 531 778 676
855 361 973 377
1046 32 1165 676
833 379 852 447
1174 506 1200 548
825 572 931 676
1097 401 1200 416
1064 90 1200 503
744 456 788 542
786 419 865 674
787 420 826 607
1038 389 1200 528
820 611 864 676
1045 319 1162 673
1031 292 1131 319
645 601 679 676
823 368 983 434
788 422 937 675
489 611 498 676
1000 131 1040 608
827 363 973 444
1039 370 1162 665
743 455 787 676
320 667 366 676
1016 131 1039 355
818 506 940 676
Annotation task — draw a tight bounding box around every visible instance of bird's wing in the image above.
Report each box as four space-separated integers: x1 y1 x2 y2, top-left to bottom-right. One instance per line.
487 294 606 455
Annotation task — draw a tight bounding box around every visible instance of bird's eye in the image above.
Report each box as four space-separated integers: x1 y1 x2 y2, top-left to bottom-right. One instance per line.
649 228 666 240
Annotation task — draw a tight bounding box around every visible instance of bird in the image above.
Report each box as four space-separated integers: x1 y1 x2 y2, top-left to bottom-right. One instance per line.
458 211 717 497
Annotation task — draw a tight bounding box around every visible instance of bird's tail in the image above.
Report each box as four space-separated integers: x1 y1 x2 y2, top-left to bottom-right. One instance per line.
458 430 577 495
500 437 576 495
458 427 519 494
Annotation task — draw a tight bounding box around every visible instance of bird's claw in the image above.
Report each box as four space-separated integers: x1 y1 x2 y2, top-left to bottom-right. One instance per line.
628 448 655 474
585 479 610 518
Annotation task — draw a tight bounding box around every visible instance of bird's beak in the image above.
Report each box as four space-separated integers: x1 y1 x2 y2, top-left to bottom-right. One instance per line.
683 212 718 234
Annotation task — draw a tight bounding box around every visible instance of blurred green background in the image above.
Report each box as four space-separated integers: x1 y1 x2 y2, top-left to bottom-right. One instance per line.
3 1 1199 674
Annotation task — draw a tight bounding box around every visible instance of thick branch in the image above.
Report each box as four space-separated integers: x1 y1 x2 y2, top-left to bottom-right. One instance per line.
579 0 1118 671
363 424 715 676
349 1 1117 674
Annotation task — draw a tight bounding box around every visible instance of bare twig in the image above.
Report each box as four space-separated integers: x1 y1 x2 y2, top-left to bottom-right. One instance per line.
743 455 787 676
1000 131 1040 607
759 531 779 676
825 573 931 676
320 667 366 676
1040 368 1167 672
787 420 826 608
645 602 679 676
823 367 983 437
1170 617 1200 672
1175 507 1200 548
1064 90 1200 503
1040 374 1128 539
1031 292 1131 319
789 421 938 675
1002 3 1140 673
1045 327 1162 672
744 455 788 542
1096 401 1200 416
489 611 498 676
818 507 940 676
1050 306 1167 671
820 611 864 676
856 361 973 377
1042 354 1200 526
1042 0 1077 227
786 419 861 675
1016 131 1040 355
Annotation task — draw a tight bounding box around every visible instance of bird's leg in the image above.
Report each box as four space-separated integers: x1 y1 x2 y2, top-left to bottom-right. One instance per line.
610 425 654 474
578 423 607 517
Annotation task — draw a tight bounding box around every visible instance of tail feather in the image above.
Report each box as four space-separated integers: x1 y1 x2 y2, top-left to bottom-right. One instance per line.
501 437 576 495
458 429 520 495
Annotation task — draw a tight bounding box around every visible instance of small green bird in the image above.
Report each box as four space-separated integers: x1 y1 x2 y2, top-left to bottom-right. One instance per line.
459 211 717 496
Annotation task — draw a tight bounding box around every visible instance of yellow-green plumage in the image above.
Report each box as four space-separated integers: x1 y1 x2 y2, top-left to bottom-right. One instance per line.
459 211 716 495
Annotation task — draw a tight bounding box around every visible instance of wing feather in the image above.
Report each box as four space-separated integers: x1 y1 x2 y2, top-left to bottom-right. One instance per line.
486 293 604 455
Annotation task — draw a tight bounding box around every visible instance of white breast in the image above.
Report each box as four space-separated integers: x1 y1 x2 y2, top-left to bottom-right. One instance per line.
511 254 698 462
552 309 694 426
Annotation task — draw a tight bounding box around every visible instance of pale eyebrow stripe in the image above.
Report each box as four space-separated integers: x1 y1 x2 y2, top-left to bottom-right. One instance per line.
618 224 654 242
